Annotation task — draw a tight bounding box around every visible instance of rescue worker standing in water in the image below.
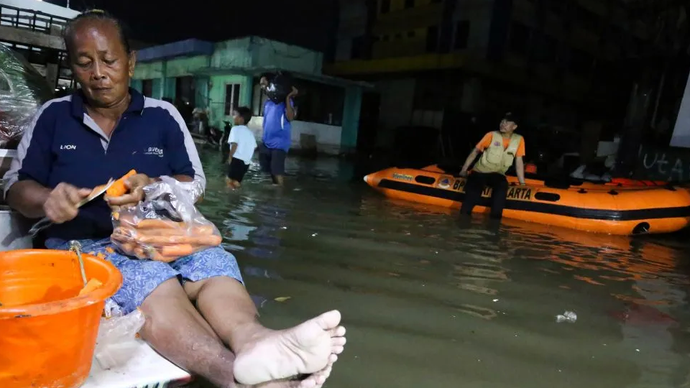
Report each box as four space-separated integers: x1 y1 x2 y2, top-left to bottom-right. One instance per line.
459 112 526 219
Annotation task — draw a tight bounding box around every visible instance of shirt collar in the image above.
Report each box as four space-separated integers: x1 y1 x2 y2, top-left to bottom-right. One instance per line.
71 87 145 119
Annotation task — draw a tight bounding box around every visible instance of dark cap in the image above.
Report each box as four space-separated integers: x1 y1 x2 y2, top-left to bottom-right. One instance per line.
503 112 520 125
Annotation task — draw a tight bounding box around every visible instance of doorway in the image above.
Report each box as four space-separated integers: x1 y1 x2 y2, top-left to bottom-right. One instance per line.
357 92 381 153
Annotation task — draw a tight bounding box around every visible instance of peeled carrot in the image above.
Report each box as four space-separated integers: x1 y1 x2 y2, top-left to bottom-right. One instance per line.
78 278 103 296
107 169 137 197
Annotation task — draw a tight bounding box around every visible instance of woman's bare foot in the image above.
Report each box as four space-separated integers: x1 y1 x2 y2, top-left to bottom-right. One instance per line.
236 363 335 388
233 310 346 385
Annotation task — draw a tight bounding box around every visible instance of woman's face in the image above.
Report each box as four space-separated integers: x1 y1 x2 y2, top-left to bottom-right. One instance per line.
69 19 135 108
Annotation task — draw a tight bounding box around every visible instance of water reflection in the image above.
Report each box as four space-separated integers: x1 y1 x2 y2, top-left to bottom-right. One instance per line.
195 150 690 388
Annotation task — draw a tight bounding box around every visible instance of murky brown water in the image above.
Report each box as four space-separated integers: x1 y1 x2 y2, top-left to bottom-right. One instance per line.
198 152 690 388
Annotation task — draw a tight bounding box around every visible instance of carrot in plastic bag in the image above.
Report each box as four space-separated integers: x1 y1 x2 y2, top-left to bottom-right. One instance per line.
137 234 222 246
159 244 194 257
129 225 214 237
107 169 137 197
133 246 147 259
148 250 177 263
136 219 183 230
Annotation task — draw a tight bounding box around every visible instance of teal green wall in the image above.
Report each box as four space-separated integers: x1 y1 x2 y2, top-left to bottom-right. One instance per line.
195 76 210 108
151 79 162 99
163 78 176 100
130 79 142 93
165 56 210 77
208 74 252 128
130 37 364 152
241 75 253 110
253 38 323 75
133 61 164 80
340 87 362 151
211 38 253 68
133 56 209 80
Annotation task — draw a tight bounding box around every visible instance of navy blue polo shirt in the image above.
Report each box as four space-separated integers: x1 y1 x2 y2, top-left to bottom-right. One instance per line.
4 88 205 241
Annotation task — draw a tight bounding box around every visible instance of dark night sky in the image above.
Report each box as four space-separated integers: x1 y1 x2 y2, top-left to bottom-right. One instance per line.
46 0 339 53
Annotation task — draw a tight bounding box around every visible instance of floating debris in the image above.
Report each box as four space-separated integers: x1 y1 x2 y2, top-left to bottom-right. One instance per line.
274 296 292 303
311 233 318 237
556 311 577 323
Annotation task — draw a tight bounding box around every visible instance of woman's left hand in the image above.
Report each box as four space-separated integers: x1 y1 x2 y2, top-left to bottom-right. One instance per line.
105 173 152 209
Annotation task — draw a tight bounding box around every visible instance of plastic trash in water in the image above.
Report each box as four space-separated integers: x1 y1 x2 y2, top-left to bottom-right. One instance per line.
556 311 577 323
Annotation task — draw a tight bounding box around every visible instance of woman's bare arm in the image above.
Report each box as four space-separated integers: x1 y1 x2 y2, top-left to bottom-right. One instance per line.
6 180 51 218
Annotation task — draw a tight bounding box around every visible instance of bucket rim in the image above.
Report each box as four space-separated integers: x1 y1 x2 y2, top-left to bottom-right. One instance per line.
0 249 123 319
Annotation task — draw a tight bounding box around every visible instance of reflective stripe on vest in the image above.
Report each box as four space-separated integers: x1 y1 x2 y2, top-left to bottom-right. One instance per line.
473 132 522 174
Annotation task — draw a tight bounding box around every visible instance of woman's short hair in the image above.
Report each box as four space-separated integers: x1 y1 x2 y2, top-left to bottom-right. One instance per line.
63 9 131 56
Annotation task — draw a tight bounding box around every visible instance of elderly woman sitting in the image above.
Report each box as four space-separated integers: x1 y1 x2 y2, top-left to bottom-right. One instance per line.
4 10 345 388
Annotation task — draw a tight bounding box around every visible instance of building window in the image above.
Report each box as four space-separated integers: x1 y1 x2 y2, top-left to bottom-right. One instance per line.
453 20 470 50
293 79 345 126
142 79 153 97
508 22 531 56
380 0 390 13
351 36 364 59
426 26 439 52
224 83 241 116
405 0 415 8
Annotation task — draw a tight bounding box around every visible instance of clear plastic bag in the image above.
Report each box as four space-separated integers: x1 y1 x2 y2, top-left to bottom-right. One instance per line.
94 309 146 370
110 176 222 262
0 45 54 149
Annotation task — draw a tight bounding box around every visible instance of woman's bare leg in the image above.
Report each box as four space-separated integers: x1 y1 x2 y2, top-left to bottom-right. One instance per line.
139 278 237 387
184 277 347 386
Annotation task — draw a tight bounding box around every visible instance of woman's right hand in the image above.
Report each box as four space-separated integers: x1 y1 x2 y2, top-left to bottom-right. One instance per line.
43 183 92 224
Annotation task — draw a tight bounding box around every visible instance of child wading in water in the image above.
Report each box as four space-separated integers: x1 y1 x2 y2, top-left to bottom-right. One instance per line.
226 106 258 189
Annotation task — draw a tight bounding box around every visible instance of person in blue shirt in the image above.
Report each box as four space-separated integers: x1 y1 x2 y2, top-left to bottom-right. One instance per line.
3 10 344 388
259 73 297 186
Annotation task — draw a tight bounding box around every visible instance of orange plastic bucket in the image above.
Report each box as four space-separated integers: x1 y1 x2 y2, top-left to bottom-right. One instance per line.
0 249 122 388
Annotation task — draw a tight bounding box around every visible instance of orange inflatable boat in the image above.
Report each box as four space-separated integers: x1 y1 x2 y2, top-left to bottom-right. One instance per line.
363 165 690 235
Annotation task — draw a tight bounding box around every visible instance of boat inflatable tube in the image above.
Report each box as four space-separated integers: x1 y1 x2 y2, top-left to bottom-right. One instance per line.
363 165 690 235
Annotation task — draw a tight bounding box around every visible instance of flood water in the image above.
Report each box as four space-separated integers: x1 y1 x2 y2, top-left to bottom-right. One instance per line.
197 151 690 388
